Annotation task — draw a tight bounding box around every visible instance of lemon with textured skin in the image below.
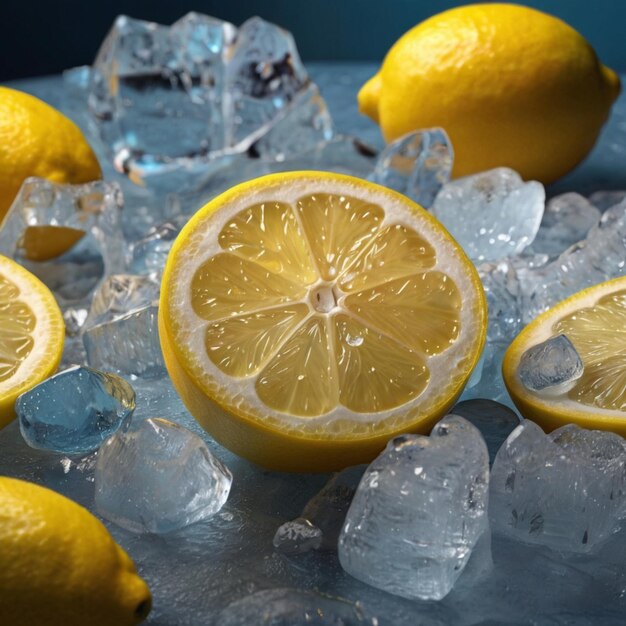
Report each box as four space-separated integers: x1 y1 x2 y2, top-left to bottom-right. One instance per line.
359 3 620 184
0 254 65 427
0 87 101 220
503 277 626 436
0 476 151 626
159 171 486 472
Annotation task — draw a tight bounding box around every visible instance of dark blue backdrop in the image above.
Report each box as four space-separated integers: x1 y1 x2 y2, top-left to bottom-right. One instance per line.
0 0 622 80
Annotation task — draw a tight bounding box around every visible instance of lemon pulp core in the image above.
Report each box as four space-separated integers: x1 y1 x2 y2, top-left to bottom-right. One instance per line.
554 289 626 411
190 193 462 417
0 273 36 382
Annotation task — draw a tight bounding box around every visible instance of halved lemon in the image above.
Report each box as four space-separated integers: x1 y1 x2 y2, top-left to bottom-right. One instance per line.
159 172 486 471
503 276 626 435
0 254 65 426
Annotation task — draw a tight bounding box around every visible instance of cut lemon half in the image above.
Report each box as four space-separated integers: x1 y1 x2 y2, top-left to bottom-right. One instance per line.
0 255 65 426
503 276 626 436
159 172 486 471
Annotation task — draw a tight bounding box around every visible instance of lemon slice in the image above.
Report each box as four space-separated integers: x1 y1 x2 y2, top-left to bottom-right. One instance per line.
0 254 65 426
159 172 486 471
503 276 626 435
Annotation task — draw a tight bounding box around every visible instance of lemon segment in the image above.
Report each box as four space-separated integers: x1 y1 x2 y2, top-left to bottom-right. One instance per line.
503 277 626 435
160 172 486 471
0 255 65 426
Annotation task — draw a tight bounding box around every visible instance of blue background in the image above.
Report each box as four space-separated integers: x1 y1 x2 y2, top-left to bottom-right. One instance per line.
0 0 623 80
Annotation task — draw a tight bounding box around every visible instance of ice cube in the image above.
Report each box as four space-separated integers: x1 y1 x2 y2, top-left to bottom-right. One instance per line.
217 588 377 626
83 303 163 379
518 334 584 393
530 193 600 258
128 222 180 276
16 366 135 455
431 168 545 262
490 421 626 552
0 178 126 332
370 128 453 208
95 417 232 533
273 517 323 555
338 415 490 600
588 190 626 212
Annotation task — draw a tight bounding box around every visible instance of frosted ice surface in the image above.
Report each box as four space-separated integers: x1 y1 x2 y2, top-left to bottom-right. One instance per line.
16 366 134 455
95 417 232 533
518 334 584 393
490 421 626 552
273 518 323 555
339 416 489 600
431 168 545 263
370 128 453 208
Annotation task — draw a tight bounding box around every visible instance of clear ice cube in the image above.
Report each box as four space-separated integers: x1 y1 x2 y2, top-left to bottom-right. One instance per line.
16 365 135 455
338 415 490 600
217 588 377 626
273 517 323 555
490 421 626 552
95 417 232 533
530 193 600 259
431 167 545 262
518 334 584 393
128 221 180 276
370 128 453 208
0 177 126 332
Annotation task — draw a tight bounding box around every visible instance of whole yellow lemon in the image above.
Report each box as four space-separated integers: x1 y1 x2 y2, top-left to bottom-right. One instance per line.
0 477 151 626
359 3 620 184
0 87 101 221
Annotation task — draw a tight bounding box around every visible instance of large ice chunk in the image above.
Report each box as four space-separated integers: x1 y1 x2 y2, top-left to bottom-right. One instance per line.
490 421 626 552
16 365 135 455
88 13 332 183
95 417 232 533
338 415 490 600
370 128 453 208
0 178 125 333
431 168 545 262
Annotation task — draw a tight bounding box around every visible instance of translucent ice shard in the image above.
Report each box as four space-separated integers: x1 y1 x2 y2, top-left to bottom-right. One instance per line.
370 128 453 208
490 421 626 552
338 415 490 600
530 193 600 259
16 365 135 455
95 417 232 533
518 334 584 393
217 588 377 626
273 518 323 555
431 168 545 262
128 221 181 276
0 178 125 333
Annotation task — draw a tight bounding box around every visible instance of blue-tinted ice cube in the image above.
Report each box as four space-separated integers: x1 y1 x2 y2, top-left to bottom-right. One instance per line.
128 222 180 276
518 334 583 393
16 365 135 455
273 517 323 555
95 417 232 533
338 415 489 600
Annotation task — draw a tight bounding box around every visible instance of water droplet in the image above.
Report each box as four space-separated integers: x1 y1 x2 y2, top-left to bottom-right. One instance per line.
346 334 364 347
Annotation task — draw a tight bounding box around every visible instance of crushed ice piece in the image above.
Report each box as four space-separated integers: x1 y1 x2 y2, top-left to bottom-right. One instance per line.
89 13 332 183
217 588 377 625
273 517 323 555
370 128 453 208
588 190 626 212
451 400 522 466
0 178 125 333
128 222 180 276
16 365 135 455
530 193 600 258
518 334 584 393
490 421 626 552
431 167 545 263
83 303 163 379
95 417 232 533
338 415 490 601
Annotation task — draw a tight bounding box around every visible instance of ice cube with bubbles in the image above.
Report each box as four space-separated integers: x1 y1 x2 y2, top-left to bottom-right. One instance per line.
339 415 490 601
95 417 232 533
432 167 545 263
490 421 626 552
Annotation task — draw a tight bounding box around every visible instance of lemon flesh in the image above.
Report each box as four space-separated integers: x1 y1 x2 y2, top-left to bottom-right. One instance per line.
503 277 626 435
160 172 486 471
0 255 65 425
